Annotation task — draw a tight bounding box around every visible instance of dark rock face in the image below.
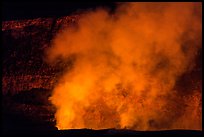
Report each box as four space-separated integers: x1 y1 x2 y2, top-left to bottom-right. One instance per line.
2 16 79 133
2 15 79 95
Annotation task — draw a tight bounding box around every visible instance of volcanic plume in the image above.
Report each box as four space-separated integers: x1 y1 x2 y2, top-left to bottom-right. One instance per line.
46 2 202 130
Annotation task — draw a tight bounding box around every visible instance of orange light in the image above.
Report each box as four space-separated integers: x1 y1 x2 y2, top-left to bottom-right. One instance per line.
46 2 202 130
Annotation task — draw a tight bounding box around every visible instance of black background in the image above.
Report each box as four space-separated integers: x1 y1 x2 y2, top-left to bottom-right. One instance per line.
2 1 116 21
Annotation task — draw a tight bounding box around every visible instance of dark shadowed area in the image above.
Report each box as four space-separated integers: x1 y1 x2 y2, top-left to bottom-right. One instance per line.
2 1 116 21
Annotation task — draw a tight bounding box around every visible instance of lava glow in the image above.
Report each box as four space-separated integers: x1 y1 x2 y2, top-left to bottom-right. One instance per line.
46 2 202 130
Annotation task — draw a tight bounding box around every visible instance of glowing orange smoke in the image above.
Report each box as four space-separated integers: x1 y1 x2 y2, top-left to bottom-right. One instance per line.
46 2 202 130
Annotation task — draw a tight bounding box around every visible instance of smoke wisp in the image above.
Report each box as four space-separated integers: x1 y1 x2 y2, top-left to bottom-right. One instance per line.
46 2 202 130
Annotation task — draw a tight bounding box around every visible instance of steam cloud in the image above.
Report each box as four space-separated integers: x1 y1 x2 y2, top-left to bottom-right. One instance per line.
46 2 202 130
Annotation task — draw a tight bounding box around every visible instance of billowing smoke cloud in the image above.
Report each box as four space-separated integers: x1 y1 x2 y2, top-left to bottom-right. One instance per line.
46 2 202 130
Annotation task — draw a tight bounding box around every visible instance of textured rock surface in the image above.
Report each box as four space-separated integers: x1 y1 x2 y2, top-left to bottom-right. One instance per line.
2 15 79 95
2 15 79 132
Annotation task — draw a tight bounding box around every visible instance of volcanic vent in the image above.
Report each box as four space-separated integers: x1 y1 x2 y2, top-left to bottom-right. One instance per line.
2 2 202 133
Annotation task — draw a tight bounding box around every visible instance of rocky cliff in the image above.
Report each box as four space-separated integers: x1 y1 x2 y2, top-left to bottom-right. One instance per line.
2 15 80 95
2 15 79 132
